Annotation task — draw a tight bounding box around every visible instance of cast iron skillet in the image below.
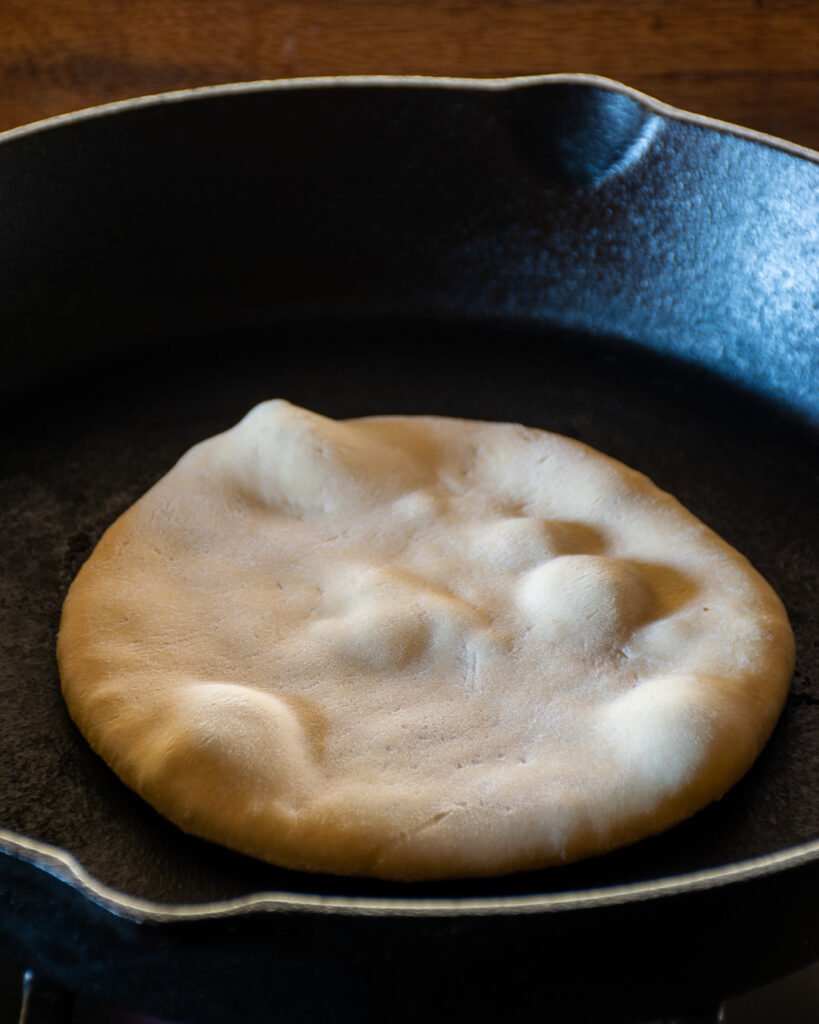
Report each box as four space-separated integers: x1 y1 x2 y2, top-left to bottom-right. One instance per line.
0 75 817 1022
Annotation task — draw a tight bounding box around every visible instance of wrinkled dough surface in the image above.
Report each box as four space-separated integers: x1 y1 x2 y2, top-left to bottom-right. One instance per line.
58 400 795 879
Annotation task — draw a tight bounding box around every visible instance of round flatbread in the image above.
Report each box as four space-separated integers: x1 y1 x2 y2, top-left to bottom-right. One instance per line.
57 400 794 880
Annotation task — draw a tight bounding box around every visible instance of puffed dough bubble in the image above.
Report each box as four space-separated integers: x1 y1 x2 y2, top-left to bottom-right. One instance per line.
518 555 656 656
57 400 795 880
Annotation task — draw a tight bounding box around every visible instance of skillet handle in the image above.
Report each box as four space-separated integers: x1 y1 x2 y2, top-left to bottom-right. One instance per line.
17 971 75 1024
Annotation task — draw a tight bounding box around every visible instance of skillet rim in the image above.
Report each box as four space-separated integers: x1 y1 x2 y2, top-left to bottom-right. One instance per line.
0 72 817 921
1 71 818 167
1 828 818 923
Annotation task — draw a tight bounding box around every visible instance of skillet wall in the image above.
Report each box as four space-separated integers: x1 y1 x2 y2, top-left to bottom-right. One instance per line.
0 81 817 422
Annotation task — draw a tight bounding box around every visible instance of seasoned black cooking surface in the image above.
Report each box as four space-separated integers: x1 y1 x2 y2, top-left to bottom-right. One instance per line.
0 321 816 904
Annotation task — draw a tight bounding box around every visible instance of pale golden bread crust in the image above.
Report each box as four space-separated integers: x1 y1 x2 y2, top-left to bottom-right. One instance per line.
57 401 794 879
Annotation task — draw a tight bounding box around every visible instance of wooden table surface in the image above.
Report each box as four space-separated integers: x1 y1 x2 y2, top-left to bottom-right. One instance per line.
2 0 818 151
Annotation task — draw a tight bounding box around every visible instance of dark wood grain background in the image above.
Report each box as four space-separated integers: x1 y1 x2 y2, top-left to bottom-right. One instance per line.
2 0 818 150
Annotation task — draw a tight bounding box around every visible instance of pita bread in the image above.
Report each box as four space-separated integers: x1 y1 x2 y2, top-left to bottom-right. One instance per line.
57 401 794 879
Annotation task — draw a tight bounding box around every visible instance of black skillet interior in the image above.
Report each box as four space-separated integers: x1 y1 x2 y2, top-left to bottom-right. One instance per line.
0 80 817 908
